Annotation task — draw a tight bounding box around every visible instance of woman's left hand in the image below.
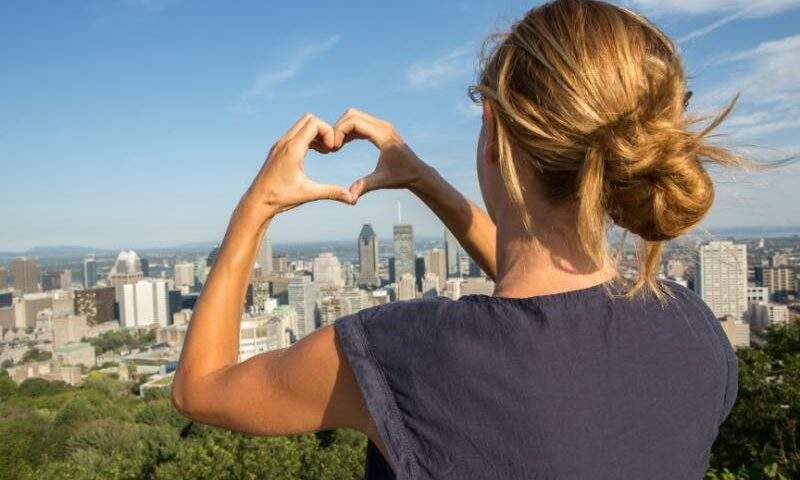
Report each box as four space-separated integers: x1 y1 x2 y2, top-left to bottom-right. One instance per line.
240 113 356 223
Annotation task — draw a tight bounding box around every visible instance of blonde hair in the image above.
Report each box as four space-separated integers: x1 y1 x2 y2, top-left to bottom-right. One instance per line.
469 0 742 295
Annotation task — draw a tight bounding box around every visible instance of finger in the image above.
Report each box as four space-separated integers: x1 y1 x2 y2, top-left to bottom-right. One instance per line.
282 113 314 139
348 170 390 200
333 114 387 149
289 116 336 156
307 181 356 205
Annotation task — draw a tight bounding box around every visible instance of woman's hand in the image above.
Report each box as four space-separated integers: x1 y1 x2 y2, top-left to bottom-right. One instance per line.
241 113 355 223
332 108 433 202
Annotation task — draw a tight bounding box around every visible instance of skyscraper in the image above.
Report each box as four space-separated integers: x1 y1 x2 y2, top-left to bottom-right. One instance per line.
393 224 415 282
12 257 39 294
694 241 748 320
257 236 274 276
397 273 417 301
288 275 317 339
313 253 344 290
83 255 97 288
424 248 447 290
174 263 195 289
0 267 7 290
108 251 144 287
119 279 170 328
444 228 461 278
74 287 116 325
357 224 380 288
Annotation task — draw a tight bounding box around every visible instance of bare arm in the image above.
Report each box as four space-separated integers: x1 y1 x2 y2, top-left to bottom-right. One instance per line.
171 114 385 456
332 108 498 280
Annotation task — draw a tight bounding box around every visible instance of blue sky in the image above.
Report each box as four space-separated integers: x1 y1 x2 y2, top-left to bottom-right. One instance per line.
1 0 798 251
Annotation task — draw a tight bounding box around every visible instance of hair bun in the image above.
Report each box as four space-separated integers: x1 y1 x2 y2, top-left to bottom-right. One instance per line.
599 119 714 242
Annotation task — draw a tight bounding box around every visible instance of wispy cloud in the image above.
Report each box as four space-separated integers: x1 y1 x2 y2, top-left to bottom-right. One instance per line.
455 100 482 119
405 44 474 89
626 0 800 16
233 35 340 114
700 34 800 140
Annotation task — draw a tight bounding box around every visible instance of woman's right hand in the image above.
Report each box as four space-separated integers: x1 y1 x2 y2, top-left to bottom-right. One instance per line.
332 108 433 202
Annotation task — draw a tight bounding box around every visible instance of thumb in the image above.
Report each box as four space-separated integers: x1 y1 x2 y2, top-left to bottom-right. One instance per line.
349 170 389 200
307 182 356 205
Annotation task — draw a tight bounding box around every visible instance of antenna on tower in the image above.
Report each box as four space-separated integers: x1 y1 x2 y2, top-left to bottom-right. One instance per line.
397 201 402 224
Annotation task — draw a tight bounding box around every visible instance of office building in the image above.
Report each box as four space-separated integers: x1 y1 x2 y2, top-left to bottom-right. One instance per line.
425 248 447 290
108 251 144 287
719 314 750 349
421 273 440 298
174 263 195 289
358 224 381 288
749 302 790 328
140 258 150 277
397 273 416 301
340 287 371 314
74 287 115 325
461 277 496 296
393 224 415 282
694 241 748 320
0 266 7 289
288 275 317 339
313 253 344 290
12 257 39 294
445 228 461 278
319 295 351 327
83 255 97 288
756 266 797 295
257 236 274 276
119 279 170 328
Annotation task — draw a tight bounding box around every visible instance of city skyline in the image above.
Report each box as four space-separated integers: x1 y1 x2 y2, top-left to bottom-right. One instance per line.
1 1 799 251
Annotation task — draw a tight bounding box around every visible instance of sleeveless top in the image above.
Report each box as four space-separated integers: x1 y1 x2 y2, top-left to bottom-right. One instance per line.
334 281 738 480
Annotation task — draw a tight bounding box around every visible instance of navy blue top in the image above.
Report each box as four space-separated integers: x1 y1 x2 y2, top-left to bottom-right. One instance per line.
334 281 738 480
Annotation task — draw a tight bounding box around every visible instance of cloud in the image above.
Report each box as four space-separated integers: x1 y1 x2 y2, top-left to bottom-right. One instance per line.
233 35 340 114
405 44 474 89
455 101 482 119
700 34 800 140
626 0 800 16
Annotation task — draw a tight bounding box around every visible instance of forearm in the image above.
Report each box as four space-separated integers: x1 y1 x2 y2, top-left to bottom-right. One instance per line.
411 166 497 280
174 197 270 394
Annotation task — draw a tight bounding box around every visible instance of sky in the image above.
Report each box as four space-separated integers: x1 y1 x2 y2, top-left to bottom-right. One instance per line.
1 0 799 251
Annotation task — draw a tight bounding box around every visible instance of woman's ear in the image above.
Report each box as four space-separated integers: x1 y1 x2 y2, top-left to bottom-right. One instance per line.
482 101 499 164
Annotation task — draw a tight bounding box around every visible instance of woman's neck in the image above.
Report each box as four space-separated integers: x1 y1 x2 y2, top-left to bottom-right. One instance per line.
492 219 616 299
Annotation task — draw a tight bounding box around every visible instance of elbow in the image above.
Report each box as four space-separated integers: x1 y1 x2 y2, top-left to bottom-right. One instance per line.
171 375 205 420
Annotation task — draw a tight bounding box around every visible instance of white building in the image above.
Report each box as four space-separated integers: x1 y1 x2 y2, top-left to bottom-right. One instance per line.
719 314 750 349
313 253 344 290
174 263 195 289
694 241 748 320
747 286 770 304
238 306 296 361
120 279 170 328
445 278 462 300
52 315 89 348
397 273 416 301
288 275 317 339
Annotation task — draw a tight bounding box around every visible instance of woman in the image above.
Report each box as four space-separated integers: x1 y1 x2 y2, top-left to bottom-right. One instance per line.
172 1 739 478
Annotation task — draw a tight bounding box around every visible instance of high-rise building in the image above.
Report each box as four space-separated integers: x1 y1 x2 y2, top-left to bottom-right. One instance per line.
194 257 208 286
12 257 39 294
257 236 274 276
83 255 97 288
313 253 344 290
461 277 496 296
288 275 317 339
424 248 447 290
74 287 115 325
52 315 89 348
756 266 797 296
397 273 416 301
272 255 289 274
119 279 170 328
174 263 195 289
421 273 440 298
207 246 220 267
108 251 144 287
393 224 415 282
340 287 370 314
40 271 63 291
319 295 352 327
718 314 750 348
0 266 7 289
694 241 748 320
357 224 381 288
444 228 461 278
140 258 150 277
